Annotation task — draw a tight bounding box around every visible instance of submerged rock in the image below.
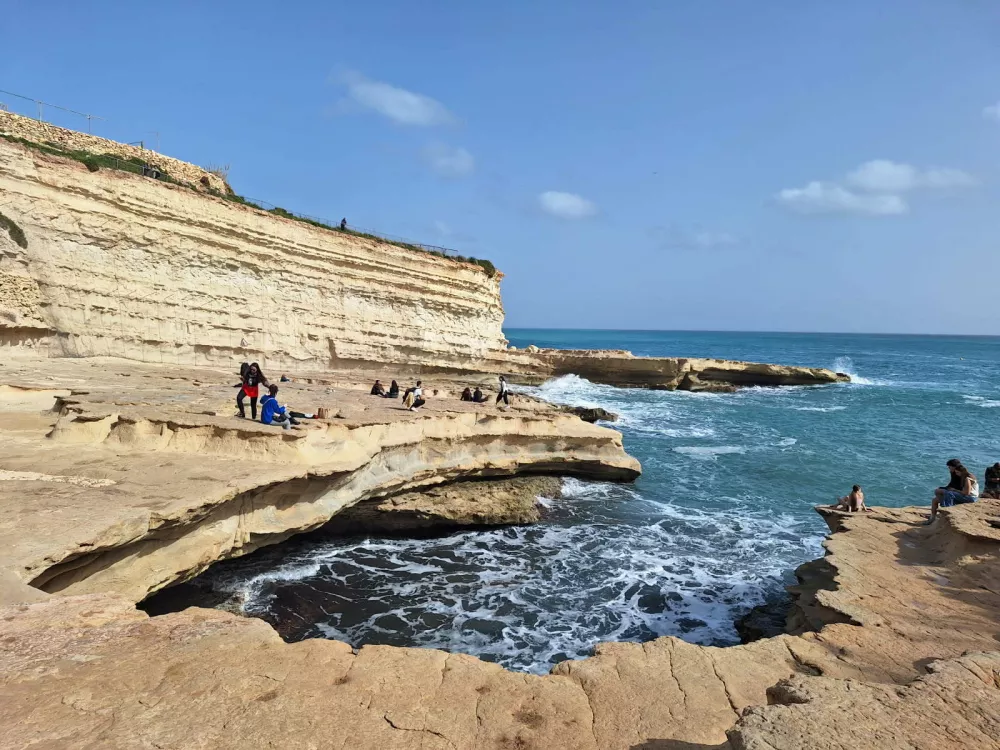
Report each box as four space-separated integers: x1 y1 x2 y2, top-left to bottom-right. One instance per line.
564 406 619 423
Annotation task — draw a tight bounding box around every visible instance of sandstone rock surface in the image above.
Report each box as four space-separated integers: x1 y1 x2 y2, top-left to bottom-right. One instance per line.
2 354 998 750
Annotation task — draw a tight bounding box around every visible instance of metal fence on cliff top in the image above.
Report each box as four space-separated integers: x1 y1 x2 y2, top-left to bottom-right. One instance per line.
0 88 465 258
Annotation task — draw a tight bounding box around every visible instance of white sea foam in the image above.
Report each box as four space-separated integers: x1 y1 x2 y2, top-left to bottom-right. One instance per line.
832 356 890 386
790 405 847 412
672 445 747 459
208 476 825 674
962 395 1000 408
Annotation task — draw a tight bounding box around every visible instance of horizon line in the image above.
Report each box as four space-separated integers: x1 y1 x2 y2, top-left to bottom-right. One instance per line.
502 327 1000 338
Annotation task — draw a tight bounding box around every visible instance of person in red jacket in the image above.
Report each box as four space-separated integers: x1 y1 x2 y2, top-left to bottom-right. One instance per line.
235 362 268 420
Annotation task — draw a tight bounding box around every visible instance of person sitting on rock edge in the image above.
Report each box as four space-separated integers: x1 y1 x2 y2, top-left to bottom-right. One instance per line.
473 386 486 403
926 461 979 524
371 380 386 397
386 380 400 399
235 362 268 420
260 384 317 429
461 387 473 402
831 485 870 512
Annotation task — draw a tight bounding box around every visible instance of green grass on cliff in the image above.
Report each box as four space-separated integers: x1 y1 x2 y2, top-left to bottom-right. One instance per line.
1 132 498 277
0 210 27 249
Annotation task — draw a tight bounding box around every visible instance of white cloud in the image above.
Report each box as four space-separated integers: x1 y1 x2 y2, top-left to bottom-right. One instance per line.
846 160 976 192
656 225 738 250
423 143 475 177
538 191 597 219
776 181 909 216
984 102 1000 122
336 70 454 126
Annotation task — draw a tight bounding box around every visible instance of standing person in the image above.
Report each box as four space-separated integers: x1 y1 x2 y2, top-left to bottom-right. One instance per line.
340 218 347 230
235 362 268 420
496 375 510 406
926 461 979 524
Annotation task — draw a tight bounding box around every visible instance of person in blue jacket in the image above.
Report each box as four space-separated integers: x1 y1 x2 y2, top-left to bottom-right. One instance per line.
260 385 316 429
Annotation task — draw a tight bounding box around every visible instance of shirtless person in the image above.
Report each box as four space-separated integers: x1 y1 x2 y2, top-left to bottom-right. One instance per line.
832 485 870 512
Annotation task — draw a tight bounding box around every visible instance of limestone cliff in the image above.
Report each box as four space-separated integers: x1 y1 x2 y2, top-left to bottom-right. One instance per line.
0 136 507 372
1 133 847 391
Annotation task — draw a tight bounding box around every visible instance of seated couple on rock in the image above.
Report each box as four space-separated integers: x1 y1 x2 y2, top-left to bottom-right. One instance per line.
926 458 980 524
260 385 317 430
460 387 488 403
370 380 400 398
830 485 871 513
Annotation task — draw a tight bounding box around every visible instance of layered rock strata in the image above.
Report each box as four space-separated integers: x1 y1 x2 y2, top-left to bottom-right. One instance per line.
0 359 638 604
1 136 845 391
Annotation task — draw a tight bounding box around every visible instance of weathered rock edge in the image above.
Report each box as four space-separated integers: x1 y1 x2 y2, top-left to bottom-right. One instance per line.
3 495 998 749
16 399 639 604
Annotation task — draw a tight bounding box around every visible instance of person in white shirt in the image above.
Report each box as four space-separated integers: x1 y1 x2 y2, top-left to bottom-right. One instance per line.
496 375 510 406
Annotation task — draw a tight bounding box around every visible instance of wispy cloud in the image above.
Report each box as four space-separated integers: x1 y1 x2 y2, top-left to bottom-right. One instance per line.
777 181 908 216
653 225 738 250
983 101 1000 122
538 191 597 220
846 160 977 192
334 70 454 126
777 159 976 217
423 143 475 177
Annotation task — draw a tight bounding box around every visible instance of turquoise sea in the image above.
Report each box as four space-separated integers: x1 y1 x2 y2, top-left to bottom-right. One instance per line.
174 331 1000 673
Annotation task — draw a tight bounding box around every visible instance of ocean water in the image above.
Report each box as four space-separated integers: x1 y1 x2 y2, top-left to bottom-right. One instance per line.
183 331 999 674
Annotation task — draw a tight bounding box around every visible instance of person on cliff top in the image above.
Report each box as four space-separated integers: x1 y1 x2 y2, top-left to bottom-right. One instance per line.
473 386 487 403
260 384 317 429
340 218 347 230
461 387 474 402
496 375 510 406
371 380 387 397
235 362 268 420
926 460 979 523
831 485 870 513
386 380 400 399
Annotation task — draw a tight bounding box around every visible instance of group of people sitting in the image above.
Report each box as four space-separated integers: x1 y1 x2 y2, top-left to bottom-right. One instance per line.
234 362 316 429
369 379 426 410
369 375 512 411
831 457 987 523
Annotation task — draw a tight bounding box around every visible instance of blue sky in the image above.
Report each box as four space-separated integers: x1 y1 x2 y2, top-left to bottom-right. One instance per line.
3 1 999 334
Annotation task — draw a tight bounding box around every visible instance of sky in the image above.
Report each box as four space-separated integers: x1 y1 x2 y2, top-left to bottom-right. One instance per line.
2 1 999 334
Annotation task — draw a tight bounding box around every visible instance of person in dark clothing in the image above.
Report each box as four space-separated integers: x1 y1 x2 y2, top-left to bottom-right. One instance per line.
386 380 400 398
461 387 474 402
495 375 510 406
371 380 387 396
473 387 486 403
340 218 347 230
235 362 268 420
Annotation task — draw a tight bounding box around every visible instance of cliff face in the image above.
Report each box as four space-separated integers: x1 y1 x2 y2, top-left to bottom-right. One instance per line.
0 138 506 372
